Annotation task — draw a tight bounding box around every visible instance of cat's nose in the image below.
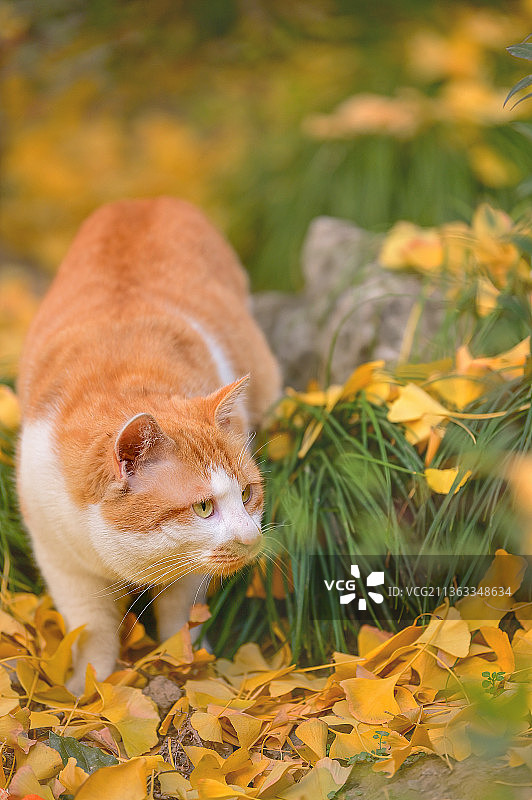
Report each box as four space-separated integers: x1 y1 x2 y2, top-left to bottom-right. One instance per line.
235 522 261 548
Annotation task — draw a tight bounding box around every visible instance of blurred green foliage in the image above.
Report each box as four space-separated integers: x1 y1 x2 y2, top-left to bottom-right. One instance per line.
2 0 532 290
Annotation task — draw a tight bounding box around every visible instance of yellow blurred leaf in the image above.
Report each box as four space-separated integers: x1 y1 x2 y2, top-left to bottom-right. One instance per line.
456 549 526 629
379 221 443 272
0 385 20 429
267 432 294 461
387 383 450 445
476 276 500 317
424 467 471 494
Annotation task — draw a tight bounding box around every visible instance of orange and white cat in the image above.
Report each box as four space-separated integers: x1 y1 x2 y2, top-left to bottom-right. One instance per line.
16 197 281 693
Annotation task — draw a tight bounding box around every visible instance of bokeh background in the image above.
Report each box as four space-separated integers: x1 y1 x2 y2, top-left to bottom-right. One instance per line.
2 0 532 310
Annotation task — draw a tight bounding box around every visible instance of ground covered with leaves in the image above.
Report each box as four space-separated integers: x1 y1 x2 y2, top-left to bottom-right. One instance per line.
1 548 532 800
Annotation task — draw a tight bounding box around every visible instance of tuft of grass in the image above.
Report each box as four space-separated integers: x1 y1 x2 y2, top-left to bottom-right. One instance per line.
0 426 40 592
205 374 532 662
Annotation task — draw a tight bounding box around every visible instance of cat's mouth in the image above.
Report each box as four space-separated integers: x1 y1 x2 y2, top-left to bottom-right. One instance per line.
208 553 251 574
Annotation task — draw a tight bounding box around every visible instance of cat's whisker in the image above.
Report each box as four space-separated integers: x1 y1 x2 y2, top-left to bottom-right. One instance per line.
251 437 273 459
96 550 206 596
193 572 211 607
102 563 203 605
236 431 255 470
260 533 290 553
107 556 207 603
117 562 208 636
99 548 206 591
132 564 207 632
257 548 292 585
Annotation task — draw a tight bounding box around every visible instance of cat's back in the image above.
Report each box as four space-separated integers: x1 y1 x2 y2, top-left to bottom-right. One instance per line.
25 196 248 338
18 197 269 415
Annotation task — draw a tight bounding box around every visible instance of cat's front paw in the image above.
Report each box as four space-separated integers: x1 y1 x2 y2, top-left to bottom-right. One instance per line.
67 647 118 695
66 668 87 697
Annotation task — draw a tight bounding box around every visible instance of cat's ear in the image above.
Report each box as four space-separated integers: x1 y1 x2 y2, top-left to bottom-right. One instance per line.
113 413 167 480
206 375 249 431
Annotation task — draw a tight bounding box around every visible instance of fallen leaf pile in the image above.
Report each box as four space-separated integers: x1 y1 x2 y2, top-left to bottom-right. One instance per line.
0 550 532 799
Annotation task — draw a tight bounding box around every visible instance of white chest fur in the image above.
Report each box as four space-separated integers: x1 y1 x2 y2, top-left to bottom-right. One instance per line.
18 418 105 575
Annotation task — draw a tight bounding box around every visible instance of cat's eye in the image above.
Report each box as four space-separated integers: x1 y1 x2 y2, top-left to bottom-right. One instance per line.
193 499 214 518
242 484 252 504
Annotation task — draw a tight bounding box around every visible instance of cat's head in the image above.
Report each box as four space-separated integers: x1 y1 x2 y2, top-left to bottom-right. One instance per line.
97 376 264 585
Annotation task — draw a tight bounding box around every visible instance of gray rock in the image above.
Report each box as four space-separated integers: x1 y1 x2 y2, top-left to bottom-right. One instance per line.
252 216 443 389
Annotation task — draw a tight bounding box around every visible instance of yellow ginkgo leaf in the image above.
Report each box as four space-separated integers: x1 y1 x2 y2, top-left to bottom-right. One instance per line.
74 756 165 800
191 710 223 743
58 757 90 795
379 221 443 272
416 616 471 658
286 385 342 408
16 741 63 781
388 383 450 424
8 765 56 800
357 626 392 658
424 467 471 494
196 778 253 799
296 386 342 459
456 549 526 629
512 628 532 673
227 713 262 749
340 361 385 399
428 719 472 762
295 718 328 761
430 374 487 410
158 770 195 798
387 383 451 445
477 336 530 379
340 674 400 724
277 757 352 800
98 683 160 757
41 625 84 686
329 725 406 760
28 710 60 729
478 626 514 673
253 760 296 797
224 750 269 789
